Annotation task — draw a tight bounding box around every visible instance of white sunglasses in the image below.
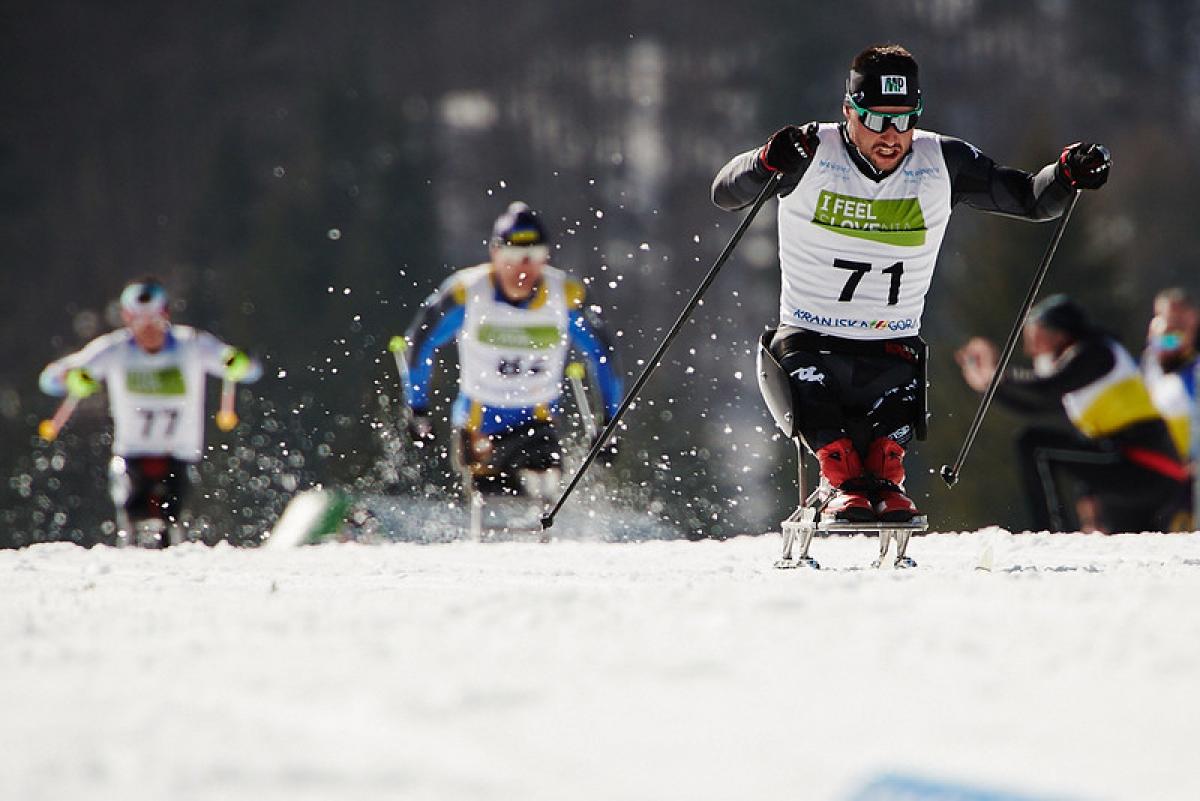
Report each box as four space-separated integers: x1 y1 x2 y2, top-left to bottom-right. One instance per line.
497 244 550 262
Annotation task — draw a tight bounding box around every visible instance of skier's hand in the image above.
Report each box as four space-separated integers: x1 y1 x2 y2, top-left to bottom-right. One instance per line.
221 348 252 382
1057 142 1111 190
760 124 818 175
955 337 999 393
64 368 99 399
407 413 436 447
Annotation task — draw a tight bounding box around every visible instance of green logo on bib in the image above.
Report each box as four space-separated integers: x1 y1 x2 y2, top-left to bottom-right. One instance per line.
125 367 186 395
477 324 561 350
812 190 927 246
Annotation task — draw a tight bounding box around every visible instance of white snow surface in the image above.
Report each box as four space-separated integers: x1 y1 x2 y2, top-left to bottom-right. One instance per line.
4 530 1200 801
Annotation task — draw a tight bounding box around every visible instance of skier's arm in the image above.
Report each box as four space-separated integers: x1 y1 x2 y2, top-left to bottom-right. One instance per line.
990 382 1063 415
565 280 623 421
38 334 119 396
941 136 1074 222
403 281 466 413
711 149 762 210
711 124 818 210
995 340 1115 412
197 331 262 383
40 355 84 397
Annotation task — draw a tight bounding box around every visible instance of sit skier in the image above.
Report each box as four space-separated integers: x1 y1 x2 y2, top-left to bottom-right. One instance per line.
712 43 1109 525
957 294 1189 533
398 202 623 510
39 277 262 546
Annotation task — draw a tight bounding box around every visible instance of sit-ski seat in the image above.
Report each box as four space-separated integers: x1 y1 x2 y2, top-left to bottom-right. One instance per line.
756 329 929 570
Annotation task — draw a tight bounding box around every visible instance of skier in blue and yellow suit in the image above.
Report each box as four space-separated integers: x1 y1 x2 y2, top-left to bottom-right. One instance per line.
401 202 623 496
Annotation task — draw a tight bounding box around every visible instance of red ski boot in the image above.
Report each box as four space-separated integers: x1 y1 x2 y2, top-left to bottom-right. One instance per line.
815 438 875 522
866 437 919 522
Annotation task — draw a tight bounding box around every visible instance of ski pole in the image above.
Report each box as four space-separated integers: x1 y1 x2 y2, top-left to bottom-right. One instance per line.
38 395 79 442
566 362 598 440
388 335 414 432
941 189 1081 488
542 170 782 529
216 378 239 432
388 335 411 390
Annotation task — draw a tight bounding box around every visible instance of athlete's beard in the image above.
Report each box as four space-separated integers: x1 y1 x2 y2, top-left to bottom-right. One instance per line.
849 136 908 176
869 142 905 170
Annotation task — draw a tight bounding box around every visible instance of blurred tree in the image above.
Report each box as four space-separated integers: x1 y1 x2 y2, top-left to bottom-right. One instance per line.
3 0 1198 545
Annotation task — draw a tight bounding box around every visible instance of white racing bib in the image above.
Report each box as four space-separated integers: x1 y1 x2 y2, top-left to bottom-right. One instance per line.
777 124 953 339
1144 356 1193 458
458 265 572 408
57 326 232 460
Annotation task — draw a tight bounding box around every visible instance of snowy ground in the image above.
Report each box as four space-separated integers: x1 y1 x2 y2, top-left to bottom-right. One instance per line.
3 530 1200 801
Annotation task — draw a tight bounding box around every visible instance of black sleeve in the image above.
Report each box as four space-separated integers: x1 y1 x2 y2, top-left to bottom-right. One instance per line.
994 337 1115 412
940 136 1074 222
711 123 819 211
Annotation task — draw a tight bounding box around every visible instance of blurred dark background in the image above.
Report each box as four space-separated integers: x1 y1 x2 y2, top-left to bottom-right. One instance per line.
1 0 1194 546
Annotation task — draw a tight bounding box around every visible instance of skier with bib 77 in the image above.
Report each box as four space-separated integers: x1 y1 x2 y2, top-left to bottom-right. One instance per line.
38 277 262 546
712 43 1110 523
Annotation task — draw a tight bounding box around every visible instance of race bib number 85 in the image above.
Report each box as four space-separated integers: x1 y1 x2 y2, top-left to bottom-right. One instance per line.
497 356 549 377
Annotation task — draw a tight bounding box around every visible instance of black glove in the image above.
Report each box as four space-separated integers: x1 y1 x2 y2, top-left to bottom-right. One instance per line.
1057 142 1111 190
760 124 818 174
407 412 436 447
592 433 619 468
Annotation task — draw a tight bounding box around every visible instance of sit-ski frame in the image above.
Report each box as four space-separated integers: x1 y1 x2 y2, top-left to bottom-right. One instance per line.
466 468 559 543
467 491 550 543
774 440 927 570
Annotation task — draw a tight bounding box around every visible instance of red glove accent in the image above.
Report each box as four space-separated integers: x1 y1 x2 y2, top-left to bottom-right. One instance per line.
759 146 780 173
1058 143 1077 185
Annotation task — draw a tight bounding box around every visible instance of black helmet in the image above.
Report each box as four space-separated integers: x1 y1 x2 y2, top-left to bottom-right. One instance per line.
846 44 921 109
1029 294 1095 338
491 202 548 247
